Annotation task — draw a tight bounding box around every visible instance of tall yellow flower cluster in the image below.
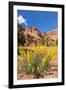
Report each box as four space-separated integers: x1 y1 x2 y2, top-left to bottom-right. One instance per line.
17 42 57 76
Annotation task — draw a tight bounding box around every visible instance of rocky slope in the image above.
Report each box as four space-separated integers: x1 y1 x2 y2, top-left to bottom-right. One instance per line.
18 27 58 46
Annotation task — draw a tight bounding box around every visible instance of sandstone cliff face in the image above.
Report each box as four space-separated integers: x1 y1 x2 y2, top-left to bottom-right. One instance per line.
18 27 58 46
24 27 41 40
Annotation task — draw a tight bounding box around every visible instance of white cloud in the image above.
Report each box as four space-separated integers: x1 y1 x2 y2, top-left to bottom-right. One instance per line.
17 15 28 26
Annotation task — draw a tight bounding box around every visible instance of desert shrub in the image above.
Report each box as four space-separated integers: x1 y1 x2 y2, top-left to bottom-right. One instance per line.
17 43 57 78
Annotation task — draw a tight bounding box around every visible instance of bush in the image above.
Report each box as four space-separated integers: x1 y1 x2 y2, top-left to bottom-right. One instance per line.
17 43 57 78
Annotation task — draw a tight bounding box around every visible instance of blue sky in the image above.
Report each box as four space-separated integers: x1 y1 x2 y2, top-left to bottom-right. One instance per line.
17 10 58 32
